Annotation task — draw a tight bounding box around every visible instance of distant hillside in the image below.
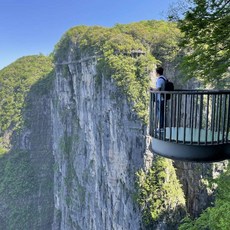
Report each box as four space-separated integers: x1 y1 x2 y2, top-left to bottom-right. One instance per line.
0 55 53 152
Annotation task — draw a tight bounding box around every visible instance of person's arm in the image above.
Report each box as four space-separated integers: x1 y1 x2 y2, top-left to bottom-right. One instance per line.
149 87 156 91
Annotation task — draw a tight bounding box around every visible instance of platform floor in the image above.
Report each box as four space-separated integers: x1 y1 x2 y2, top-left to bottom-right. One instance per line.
162 127 229 143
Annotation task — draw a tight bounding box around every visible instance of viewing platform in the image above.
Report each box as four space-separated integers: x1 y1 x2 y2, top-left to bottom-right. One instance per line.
149 90 230 162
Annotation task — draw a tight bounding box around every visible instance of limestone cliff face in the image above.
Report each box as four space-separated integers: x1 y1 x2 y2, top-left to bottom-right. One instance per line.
174 160 228 218
51 56 151 229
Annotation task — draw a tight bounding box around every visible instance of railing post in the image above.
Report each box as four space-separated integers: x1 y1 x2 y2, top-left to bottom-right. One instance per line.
154 92 158 138
205 94 210 145
163 93 167 141
226 94 230 142
183 94 187 143
198 94 203 144
211 95 216 143
149 92 154 136
169 93 173 142
190 94 195 143
221 94 226 144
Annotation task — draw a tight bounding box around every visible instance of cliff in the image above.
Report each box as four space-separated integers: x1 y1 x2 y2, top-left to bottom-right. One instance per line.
52 54 148 229
0 21 228 230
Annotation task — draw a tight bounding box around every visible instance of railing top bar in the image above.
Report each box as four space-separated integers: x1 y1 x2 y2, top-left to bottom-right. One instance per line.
151 89 230 95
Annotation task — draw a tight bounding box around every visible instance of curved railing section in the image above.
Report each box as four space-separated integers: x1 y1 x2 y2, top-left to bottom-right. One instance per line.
149 90 230 162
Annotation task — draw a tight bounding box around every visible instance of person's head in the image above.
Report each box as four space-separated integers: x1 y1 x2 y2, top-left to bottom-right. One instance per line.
156 67 164 76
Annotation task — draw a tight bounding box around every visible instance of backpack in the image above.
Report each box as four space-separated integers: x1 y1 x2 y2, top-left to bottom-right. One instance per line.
159 77 174 100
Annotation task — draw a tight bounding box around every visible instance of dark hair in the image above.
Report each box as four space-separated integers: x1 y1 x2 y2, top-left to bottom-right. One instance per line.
156 67 164 75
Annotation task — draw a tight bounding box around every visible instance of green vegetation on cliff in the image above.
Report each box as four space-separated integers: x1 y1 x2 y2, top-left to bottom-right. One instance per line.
135 156 185 229
54 20 181 122
0 55 53 151
179 163 230 230
0 150 38 229
0 55 55 229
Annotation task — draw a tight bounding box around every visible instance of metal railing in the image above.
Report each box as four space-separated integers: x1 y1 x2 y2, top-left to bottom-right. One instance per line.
149 90 230 145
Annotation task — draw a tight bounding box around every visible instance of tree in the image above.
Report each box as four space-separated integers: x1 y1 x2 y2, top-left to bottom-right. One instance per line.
177 0 230 87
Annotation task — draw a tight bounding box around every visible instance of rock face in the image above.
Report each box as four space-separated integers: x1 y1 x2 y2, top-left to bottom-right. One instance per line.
0 54 152 230
174 160 228 218
52 56 149 229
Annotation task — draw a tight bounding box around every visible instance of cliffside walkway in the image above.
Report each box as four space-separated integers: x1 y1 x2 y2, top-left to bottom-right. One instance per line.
149 90 230 162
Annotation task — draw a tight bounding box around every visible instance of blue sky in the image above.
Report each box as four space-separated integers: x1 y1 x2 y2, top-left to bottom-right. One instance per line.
0 0 174 70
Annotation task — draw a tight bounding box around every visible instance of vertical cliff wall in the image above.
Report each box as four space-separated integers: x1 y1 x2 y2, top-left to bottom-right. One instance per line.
51 56 149 229
174 160 228 218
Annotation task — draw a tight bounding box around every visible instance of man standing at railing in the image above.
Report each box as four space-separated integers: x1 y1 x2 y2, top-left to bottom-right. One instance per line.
155 66 167 130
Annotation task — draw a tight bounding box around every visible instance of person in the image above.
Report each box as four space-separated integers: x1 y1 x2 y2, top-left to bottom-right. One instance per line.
155 66 167 130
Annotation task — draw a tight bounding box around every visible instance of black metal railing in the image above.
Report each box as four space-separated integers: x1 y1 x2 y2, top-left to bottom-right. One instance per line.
149 90 230 145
